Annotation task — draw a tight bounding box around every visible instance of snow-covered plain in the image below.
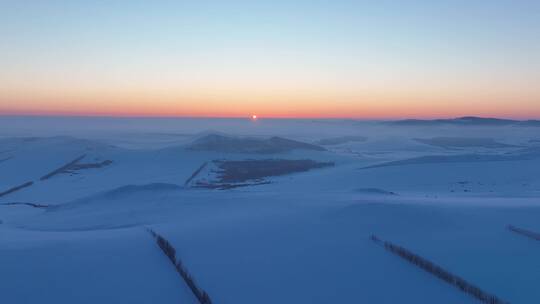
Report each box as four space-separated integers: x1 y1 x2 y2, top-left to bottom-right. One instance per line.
1 116 540 303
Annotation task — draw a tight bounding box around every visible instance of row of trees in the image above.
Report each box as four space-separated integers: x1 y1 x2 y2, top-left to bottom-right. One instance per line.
40 154 86 180
184 162 208 186
148 229 213 304
0 181 33 198
507 225 540 241
3 201 48 208
370 235 508 304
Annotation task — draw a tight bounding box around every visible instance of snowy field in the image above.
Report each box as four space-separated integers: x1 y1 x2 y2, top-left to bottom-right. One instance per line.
1 116 540 304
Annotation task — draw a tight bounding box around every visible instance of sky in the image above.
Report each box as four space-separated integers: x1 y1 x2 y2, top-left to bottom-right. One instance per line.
0 0 539 119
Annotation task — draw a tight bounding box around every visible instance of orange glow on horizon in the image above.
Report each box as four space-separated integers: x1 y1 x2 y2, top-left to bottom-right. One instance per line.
1 86 539 120
1 104 539 120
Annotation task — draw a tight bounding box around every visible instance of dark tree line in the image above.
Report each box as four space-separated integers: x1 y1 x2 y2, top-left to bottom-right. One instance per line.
0 181 34 198
2 201 48 208
148 229 213 304
184 162 208 186
39 154 113 180
215 159 333 183
40 154 87 180
370 235 509 304
507 225 540 241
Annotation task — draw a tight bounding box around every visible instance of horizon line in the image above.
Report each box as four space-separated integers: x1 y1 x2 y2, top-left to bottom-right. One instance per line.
0 112 539 121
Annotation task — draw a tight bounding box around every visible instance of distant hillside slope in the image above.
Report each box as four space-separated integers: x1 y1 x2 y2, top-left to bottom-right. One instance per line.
414 137 517 149
314 135 367 146
362 147 540 169
187 134 325 153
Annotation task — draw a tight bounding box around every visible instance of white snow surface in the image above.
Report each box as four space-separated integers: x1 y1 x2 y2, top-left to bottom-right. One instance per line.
1 116 540 303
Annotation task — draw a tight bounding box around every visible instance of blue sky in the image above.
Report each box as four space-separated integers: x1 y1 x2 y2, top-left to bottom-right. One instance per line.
1 0 539 118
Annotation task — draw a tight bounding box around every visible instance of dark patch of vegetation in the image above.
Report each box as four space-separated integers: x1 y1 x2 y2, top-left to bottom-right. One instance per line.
69 159 112 170
147 229 212 304
184 162 208 186
215 159 334 183
0 181 34 198
40 154 112 180
2 202 49 208
507 225 540 241
371 235 509 304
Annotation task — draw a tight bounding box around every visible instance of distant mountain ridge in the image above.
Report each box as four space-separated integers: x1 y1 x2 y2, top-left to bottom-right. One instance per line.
388 116 540 127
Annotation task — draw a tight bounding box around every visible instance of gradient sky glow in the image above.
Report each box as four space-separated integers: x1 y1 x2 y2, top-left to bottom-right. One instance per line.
1 0 539 119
